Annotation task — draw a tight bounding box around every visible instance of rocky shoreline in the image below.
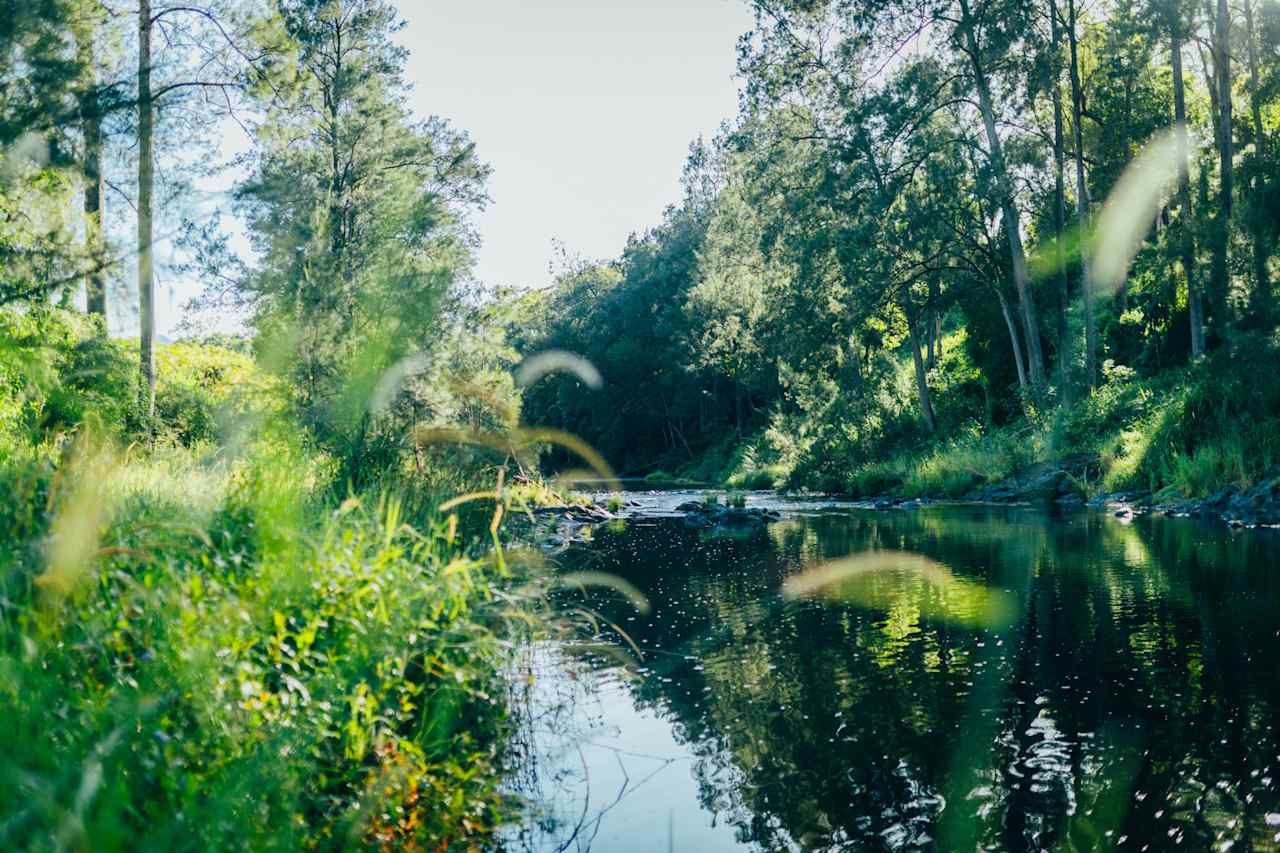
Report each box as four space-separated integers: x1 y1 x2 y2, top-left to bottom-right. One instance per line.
517 459 1280 551
862 454 1280 529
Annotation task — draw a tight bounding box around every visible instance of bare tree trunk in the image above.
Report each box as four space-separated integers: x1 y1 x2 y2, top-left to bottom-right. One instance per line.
1172 21 1206 357
1050 0 1073 397
996 286 1030 395
77 20 107 324
1244 0 1271 326
904 298 937 433
1067 0 1097 390
138 0 155 422
958 0 1047 389
1209 0 1233 344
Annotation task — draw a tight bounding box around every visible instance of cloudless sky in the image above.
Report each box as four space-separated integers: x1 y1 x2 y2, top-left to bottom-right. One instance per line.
146 0 752 335
394 0 753 289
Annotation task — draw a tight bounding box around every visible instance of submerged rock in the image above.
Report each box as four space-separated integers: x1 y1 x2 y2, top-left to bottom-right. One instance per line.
679 502 781 529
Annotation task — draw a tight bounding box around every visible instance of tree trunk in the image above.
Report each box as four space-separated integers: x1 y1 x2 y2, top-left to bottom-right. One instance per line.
1050 0 1073 396
77 21 107 325
996 286 1030 396
958 0 1047 389
1244 0 1271 326
904 299 937 433
1172 21 1206 358
927 279 939 369
1210 0 1233 344
138 0 155 422
1067 0 1097 390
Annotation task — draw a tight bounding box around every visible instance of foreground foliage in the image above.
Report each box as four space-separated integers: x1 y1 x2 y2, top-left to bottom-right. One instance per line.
0 310 526 850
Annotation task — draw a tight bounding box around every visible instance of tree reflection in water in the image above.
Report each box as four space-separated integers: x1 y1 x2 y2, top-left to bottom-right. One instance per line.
512 503 1280 852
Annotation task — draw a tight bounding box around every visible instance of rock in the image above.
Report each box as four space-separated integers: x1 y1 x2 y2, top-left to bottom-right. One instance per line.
676 501 706 512
1205 486 1238 508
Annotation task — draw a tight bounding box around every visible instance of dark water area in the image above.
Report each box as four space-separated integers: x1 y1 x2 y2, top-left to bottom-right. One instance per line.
507 495 1280 852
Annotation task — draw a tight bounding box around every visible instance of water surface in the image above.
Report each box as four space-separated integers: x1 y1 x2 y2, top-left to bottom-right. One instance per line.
508 494 1280 851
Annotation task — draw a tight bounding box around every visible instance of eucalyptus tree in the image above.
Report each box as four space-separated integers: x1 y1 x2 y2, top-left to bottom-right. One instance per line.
741 0 1052 391
1197 0 1234 345
0 0 122 309
1064 0 1098 387
130 0 284 420
1241 0 1273 326
1154 0 1207 355
234 0 488 480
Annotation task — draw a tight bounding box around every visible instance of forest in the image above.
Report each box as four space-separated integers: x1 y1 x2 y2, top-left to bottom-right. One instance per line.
3 0 1280 849
518 0 1280 500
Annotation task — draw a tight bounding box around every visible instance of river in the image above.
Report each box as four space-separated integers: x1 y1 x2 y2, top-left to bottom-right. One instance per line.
505 491 1280 852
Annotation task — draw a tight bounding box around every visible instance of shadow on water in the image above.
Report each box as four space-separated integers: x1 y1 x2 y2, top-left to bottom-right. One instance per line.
507 499 1280 852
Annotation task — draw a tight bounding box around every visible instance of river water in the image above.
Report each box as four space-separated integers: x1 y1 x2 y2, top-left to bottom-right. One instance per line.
506 492 1280 852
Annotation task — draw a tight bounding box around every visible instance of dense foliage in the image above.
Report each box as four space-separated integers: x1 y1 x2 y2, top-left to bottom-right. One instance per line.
0 309 535 850
7 0 1280 846
517 0 1280 498
1 1 538 848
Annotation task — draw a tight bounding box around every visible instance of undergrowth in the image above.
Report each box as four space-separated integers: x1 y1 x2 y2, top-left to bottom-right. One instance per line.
702 331 1280 500
0 308 544 850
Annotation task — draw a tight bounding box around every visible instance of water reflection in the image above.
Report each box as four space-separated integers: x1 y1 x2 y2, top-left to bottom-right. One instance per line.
511 503 1280 851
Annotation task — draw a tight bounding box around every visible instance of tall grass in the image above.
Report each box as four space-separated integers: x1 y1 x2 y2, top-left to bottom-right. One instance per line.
0 309 541 850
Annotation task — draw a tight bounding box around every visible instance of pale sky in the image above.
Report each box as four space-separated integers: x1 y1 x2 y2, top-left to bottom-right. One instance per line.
141 0 752 335
395 0 752 289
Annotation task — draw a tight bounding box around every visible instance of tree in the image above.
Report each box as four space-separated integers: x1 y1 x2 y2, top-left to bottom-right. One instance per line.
138 0 155 418
955 0 1050 389
1164 0 1206 356
1207 0 1233 345
73 1 108 322
233 0 488 482
1064 0 1099 388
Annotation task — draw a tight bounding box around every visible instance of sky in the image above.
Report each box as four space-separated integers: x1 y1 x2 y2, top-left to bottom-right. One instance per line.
139 0 753 335
393 0 753 290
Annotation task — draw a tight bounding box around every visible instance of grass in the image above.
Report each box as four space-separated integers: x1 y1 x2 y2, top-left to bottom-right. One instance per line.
1 434 530 851
1163 435 1253 498
0 308 542 850
759 333 1280 501
841 431 1031 498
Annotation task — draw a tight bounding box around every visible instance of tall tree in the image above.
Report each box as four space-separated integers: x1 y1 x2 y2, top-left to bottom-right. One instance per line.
1243 0 1271 325
1066 0 1098 389
138 0 156 420
1168 0 1206 356
234 0 488 479
956 0 1049 389
74 2 108 323
1050 0 1073 394
1208 0 1233 344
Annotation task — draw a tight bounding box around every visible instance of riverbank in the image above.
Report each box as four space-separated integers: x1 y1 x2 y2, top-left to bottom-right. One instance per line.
660 338 1280 529
0 311 542 849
